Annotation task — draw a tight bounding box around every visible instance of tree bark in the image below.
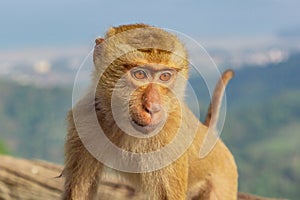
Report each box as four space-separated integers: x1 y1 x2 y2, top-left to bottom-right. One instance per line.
0 155 285 200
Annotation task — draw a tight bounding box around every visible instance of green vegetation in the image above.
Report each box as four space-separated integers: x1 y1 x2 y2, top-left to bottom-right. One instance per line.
0 53 299 199
0 79 71 163
0 140 8 154
222 91 300 199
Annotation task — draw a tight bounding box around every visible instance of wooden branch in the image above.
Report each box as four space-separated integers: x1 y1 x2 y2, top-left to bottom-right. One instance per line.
0 155 285 200
0 155 63 200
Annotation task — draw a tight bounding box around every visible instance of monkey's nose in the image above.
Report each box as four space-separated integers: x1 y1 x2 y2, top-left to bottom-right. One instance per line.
144 102 161 114
142 83 162 115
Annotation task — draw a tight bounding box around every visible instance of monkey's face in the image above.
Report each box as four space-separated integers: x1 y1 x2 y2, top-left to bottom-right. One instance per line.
93 25 189 136
126 64 179 134
105 61 186 135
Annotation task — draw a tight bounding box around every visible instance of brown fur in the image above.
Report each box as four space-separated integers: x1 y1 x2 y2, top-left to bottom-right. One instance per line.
63 24 238 200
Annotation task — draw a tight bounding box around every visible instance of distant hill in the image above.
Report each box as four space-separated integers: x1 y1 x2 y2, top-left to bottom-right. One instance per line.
222 54 300 199
0 80 72 163
227 53 300 106
189 53 300 107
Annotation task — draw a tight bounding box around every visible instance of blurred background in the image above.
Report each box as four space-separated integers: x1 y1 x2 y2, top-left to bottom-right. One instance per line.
0 0 299 199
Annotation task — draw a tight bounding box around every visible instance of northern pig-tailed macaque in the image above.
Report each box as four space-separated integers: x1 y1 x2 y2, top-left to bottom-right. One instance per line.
63 24 238 200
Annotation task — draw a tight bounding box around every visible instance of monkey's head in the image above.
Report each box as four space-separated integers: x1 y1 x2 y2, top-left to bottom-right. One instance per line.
93 24 188 135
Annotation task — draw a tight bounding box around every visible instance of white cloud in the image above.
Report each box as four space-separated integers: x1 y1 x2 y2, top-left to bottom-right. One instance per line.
34 60 51 74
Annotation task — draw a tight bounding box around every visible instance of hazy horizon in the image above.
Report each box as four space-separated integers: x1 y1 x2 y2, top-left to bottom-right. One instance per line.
1 0 300 50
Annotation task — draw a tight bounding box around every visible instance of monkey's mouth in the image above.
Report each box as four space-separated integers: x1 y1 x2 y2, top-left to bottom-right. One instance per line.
131 119 162 134
129 105 166 134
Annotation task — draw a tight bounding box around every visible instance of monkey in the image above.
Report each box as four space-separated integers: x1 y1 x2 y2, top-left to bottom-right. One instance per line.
63 23 238 200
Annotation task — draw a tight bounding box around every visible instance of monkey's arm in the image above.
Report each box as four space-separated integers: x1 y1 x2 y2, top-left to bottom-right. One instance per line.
62 110 102 200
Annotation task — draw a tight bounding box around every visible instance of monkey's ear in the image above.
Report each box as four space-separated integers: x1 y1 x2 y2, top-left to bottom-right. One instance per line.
95 37 105 45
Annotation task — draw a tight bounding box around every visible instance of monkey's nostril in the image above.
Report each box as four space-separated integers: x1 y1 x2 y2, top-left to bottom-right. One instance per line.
144 103 161 114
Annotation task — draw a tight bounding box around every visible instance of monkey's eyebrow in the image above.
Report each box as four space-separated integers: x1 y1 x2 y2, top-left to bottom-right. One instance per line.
132 65 178 73
123 63 137 69
123 62 181 73
148 65 182 72
137 48 172 54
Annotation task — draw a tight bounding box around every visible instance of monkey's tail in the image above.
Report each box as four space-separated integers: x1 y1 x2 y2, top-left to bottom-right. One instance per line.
204 69 234 128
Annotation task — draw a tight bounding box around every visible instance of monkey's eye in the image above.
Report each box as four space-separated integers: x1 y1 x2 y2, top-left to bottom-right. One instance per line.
159 71 172 82
132 69 147 80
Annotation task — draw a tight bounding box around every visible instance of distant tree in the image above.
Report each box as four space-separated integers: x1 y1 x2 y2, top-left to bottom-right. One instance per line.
0 140 8 154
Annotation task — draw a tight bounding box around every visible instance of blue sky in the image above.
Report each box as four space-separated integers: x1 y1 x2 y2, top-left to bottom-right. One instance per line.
1 0 300 50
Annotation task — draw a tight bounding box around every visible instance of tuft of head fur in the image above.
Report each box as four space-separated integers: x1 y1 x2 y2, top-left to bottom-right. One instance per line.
93 24 189 85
